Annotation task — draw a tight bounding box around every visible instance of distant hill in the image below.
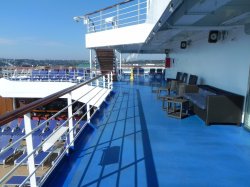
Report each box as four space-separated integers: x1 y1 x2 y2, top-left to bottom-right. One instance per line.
0 58 89 67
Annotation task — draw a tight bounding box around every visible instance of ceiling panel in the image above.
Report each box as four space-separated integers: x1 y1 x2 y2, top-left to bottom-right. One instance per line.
174 14 206 25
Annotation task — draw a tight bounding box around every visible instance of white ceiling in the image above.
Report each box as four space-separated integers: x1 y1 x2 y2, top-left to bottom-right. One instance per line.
115 0 250 54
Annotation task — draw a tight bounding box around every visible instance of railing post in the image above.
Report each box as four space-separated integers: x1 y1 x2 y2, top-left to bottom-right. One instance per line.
107 74 110 89
110 72 113 89
67 93 74 148
138 0 140 24
147 0 150 18
120 52 122 78
24 113 37 187
103 75 106 88
87 104 91 122
96 78 99 87
116 5 119 28
100 11 103 31
90 49 92 85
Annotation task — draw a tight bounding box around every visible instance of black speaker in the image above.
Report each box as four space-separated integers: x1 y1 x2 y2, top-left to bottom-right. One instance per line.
180 41 187 49
208 30 219 43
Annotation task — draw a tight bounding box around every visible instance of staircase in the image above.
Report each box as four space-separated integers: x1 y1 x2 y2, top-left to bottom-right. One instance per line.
95 49 117 80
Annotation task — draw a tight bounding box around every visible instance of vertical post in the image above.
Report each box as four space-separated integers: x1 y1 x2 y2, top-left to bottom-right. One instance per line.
114 50 118 80
110 72 113 89
89 49 92 86
103 75 106 88
107 73 110 89
89 49 92 75
100 11 102 31
147 0 150 18
12 98 16 110
116 5 119 28
96 78 99 87
87 104 90 122
24 113 37 187
138 0 140 24
119 53 122 77
67 93 74 148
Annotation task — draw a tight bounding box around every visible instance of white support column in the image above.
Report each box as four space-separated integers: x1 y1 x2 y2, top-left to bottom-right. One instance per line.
107 74 110 89
96 78 99 87
87 104 90 123
114 50 118 78
147 0 150 16
110 72 113 89
67 93 74 148
119 53 122 77
24 113 37 187
103 75 106 88
89 49 92 81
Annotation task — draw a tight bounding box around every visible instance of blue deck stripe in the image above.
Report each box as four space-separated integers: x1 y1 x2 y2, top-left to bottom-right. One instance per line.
137 90 159 187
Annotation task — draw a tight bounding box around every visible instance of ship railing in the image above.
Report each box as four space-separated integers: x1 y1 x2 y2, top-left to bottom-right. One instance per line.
1 67 101 83
80 0 148 33
0 72 113 187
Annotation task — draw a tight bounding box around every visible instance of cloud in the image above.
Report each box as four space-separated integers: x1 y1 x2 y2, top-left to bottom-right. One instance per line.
0 37 16 45
0 36 66 47
38 40 66 47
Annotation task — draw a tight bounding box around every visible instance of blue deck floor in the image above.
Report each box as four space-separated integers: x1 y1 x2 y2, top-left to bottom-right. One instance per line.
46 81 250 187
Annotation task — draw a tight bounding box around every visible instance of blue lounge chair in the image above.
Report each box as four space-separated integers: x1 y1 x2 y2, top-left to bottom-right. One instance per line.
0 148 15 165
5 175 41 186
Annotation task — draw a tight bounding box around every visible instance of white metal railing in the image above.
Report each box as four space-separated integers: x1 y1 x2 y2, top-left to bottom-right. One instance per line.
0 72 113 187
83 0 147 33
1 67 101 83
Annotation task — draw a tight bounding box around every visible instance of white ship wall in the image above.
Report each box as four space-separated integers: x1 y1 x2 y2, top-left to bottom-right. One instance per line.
146 0 171 24
166 27 250 96
86 24 153 48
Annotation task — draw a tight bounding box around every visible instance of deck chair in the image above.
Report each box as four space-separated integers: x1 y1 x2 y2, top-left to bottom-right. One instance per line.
5 175 41 186
166 72 182 83
35 151 51 170
0 148 15 166
157 72 184 99
15 151 51 170
181 73 188 83
188 74 198 85
157 80 178 100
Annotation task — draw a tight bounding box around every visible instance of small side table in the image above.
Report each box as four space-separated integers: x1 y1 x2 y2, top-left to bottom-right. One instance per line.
151 82 161 93
166 98 189 119
162 96 174 110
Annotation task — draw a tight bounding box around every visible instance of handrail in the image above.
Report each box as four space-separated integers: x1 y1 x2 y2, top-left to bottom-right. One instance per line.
0 73 107 126
84 0 134 16
0 72 112 186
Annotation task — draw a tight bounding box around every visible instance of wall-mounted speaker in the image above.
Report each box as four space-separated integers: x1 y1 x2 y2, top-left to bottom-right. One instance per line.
180 41 187 49
208 30 219 43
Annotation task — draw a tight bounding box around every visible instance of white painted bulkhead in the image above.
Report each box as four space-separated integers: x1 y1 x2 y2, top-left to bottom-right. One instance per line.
85 0 172 49
86 23 154 48
165 27 250 96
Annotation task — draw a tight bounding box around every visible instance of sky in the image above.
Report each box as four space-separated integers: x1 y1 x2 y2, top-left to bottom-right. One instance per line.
0 0 121 60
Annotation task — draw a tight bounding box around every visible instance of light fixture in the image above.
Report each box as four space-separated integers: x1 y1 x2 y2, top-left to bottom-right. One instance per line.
73 16 89 24
158 21 162 27
73 16 81 22
169 3 174 13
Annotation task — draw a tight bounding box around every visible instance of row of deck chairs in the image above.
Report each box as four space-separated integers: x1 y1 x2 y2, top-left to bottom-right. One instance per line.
156 72 198 99
10 68 91 82
0 119 86 167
